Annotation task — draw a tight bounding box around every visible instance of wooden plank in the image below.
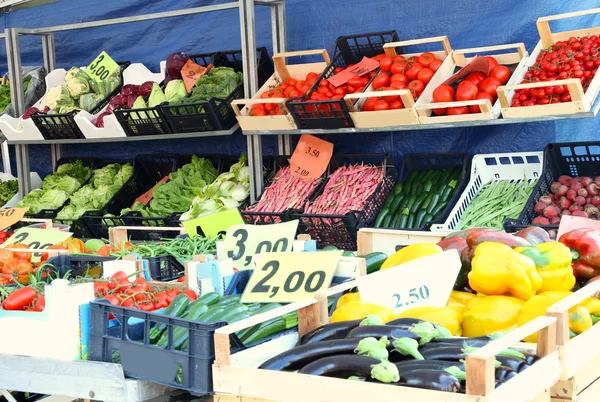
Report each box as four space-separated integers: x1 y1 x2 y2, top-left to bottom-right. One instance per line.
356 228 449 255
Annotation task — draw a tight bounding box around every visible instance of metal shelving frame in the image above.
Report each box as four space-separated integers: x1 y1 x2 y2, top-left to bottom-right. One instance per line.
0 1 286 400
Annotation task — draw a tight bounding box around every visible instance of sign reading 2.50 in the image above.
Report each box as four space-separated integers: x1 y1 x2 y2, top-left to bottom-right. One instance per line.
223 221 299 270
241 251 340 303
392 285 430 308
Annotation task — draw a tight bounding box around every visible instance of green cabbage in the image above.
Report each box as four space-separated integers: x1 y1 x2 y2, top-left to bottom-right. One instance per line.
148 82 167 107
79 93 104 112
165 79 187 103
42 175 81 194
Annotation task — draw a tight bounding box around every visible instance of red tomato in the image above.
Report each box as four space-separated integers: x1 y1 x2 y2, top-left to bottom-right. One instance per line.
447 106 470 115
34 296 45 312
104 294 120 306
391 62 407 75
478 77 502 97
2 286 37 310
382 92 399 103
165 288 179 303
379 56 393 72
469 92 494 113
489 65 511 84
408 80 425 97
120 297 135 308
334 67 344 74
153 291 169 309
486 56 499 71
392 55 405 63
464 71 486 86
432 85 455 103
417 52 436 66
456 80 478 101
405 63 424 81
133 277 150 292
390 100 403 109
347 77 365 87
139 300 155 312
363 97 378 112
372 73 391 89
373 100 390 111
319 79 330 87
2 258 33 284
429 59 443 73
183 289 197 301
251 108 267 116
417 68 434 85
94 281 110 297
390 74 408 85
0 249 13 267
9 244 31 261
177 275 186 283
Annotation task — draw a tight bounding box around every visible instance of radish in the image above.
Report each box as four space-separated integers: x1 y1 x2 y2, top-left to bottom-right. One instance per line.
543 205 560 219
532 216 551 225
558 175 572 185
534 201 547 215
550 182 562 193
550 217 561 225
595 177 600 186
585 206 600 218
592 196 600 206
556 185 568 197
561 210 571 216
581 177 593 187
559 196 572 210
567 189 577 200
572 210 589 218
571 182 583 192
575 195 587 206
587 183 599 196
570 204 583 212
539 195 553 205
578 188 589 198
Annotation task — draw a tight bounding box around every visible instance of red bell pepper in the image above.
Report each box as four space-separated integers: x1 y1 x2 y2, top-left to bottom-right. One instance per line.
559 229 600 280
515 226 551 245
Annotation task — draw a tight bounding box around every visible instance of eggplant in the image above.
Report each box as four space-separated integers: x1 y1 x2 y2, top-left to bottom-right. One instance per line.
385 317 424 327
395 360 465 372
298 355 379 378
347 325 421 341
495 355 529 373
495 366 518 382
521 351 540 366
297 320 361 346
419 345 466 361
431 337 491 348
395 369 461 392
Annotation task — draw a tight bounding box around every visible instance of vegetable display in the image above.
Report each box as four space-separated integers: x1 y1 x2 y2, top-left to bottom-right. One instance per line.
250 72 320 116
456 179 537 230
57 162 133 219
0 180 18 205
17 160 91 214
171 67 243 107
0 76 31 113
511 34 600 107
132 80 187 110
93 81 154 127
375 167 462 229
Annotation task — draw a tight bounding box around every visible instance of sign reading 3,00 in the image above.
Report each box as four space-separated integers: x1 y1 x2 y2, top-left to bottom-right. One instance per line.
222 220 299 270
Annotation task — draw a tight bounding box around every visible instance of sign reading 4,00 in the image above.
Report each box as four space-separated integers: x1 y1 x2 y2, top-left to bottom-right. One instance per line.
392 285 430 308
241 251 340 303
222 221 299 270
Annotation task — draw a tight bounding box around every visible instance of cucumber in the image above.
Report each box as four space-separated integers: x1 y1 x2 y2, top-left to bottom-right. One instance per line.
198 292 220 306
404 195 417 212
198 305 228 322
427 194 440 214
374 208 389 228
422 212 434 225
410 192 429 214
149 294 190 344
422 180 433 192
393 183 404 196
218 294 242 305
420 193 435 212
441 179 458 201
398 208 410 228
219 303 249 322
407 214 415 229
411 182 422 196
235 303 284 341
388 194 405 215
381 215 393 228
432 201 449 218
403 180 412 195
415 209 428 229
360 252 388 274
157 301 208 349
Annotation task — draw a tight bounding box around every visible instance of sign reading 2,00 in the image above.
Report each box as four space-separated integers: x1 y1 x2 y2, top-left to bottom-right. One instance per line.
252 260 327 298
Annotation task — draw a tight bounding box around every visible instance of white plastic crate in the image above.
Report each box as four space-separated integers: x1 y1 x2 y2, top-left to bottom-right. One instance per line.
430 151 543 231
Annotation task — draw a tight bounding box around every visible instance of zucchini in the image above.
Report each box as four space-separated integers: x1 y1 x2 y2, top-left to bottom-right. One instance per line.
198 292 220 306
420 193 434 212
389 214 402 228
342 251 355 257
236 303 285 341
218 294 242 306
411 182 422 196
360 252 388 274
422 180 433 192
405 170 419 186
403 180 412 195
407 214 415 228
243 312 297 345
198 304 228 322
157 301 208 349
441 180 458 202
432 201 448 218
389 194 405 215
219 303 249 322
404 195 417 212
383 194 395 208
374 209 389 228
247 303 262 313
149 294 190 344
410 192 429 214
422 212 434 225
437 168 453 184
393 183 404 196
226 311 250 324
415 209 428 229
421 170 436 182
427 194 440 214
398 208 410 228
381 214 393 228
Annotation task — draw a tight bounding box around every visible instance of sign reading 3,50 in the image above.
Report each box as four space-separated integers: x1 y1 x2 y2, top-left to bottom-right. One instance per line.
392 285 430 308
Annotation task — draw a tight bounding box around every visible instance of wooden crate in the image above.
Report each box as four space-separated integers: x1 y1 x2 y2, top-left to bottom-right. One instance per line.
544 280 600 401
497 8 600 118
344 36 453 128
231 49 330 131
416 43 528 124
357 227 451 256
212 297 560 402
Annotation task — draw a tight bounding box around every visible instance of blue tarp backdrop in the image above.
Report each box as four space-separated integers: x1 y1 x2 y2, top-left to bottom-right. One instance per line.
0 0 599 177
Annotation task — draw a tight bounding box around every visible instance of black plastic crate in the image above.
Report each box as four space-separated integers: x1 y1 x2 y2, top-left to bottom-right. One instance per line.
161 48 271 134
287 31 399 130
32 63 129 140
387 152 472 231
147 255 185 282
504 142 600 233
44 254 117 279
294 154 397 250
114 106 172 136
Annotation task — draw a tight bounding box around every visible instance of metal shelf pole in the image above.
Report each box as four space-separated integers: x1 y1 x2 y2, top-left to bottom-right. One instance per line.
272 1 291 156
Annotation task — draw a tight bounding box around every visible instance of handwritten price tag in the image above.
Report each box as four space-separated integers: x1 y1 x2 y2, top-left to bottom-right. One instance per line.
222 220 298 270
242 251 340 303
557 216 600 240
183 208 244 238
1 227 73 262
327 56 380 87
0 207 29 231
290 134 333 180
134 176 168 207
181 59 211 93
357 250 461 313
86 51 120 83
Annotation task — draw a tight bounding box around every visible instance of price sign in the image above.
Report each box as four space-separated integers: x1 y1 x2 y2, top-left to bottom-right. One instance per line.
327 56 380 87
241 251 340 303
357 250 461 313
1 227 73 262
134 176 168 207
0 207 28 231
557 215 600 240
222 220 298 270
86 51 120 83
182 208 245 238
290 134 333 180
181 59 211 93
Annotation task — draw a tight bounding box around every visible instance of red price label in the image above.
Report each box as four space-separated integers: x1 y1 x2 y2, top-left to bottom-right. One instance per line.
134 176 168 207
290 134 333 180
328 57 380 87
181 59 212 93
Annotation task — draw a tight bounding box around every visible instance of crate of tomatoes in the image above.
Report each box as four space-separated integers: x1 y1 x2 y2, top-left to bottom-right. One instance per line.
231 49 331 131
415 43 528 123
287 31 399 130
344 36 453 128
497 8 600 118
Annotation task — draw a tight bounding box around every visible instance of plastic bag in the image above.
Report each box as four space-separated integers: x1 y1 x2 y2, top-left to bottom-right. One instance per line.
2 66 47 118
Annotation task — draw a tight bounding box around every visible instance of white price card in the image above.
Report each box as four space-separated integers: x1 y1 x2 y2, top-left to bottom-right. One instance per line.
357 249 461 314
557 215 600 240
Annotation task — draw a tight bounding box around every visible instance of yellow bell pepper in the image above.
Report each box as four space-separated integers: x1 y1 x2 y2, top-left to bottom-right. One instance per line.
336 292 361 309
380 243 442 270
462 295 524 337
570 306 593 335
515 242 575 292
581 297 600 316
450 290 476 306
395 306 462 335
518 291 572 342
446 298 468 316
468 242 542 301
330 301 394 323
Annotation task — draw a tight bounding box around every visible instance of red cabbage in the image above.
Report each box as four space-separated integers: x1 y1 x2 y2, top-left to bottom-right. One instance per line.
140 81 154 96
165 52 189 84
